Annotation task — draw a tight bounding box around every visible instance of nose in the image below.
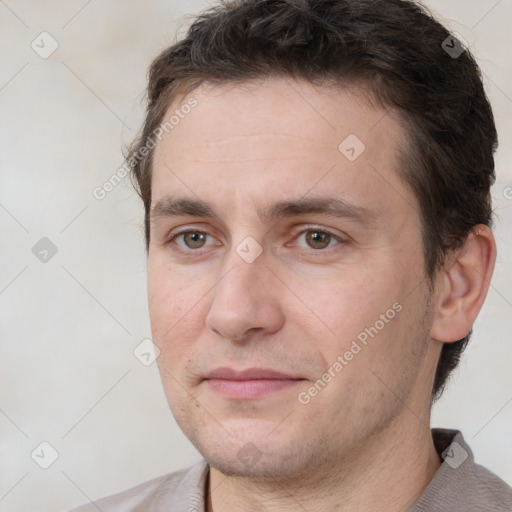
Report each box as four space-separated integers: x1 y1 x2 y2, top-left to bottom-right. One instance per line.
205 252 285 343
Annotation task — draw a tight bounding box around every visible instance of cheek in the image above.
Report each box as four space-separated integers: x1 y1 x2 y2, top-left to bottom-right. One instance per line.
147 259 204 357
148 273 180 333
148 253 201 320
289 263 413 380
295 268 393 335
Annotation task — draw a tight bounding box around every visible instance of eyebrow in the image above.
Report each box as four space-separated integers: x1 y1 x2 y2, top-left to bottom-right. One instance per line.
150 196 377 225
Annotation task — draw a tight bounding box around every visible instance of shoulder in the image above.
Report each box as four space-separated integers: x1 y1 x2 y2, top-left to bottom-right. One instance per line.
466 461 512 510
66 460 208 512
412 429 512 511
441 429 512 509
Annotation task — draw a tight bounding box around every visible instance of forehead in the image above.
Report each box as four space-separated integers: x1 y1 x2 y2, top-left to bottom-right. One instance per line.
151 77 416 220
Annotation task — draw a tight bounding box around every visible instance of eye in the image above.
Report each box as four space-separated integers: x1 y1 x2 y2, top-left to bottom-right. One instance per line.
294 229 342 250
171 230 216 250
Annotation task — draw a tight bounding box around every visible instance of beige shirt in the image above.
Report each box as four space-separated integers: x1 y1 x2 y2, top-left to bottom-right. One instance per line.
68 429 512 511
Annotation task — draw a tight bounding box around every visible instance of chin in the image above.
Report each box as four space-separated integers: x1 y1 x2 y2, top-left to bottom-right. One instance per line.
205 450 295 480
192 430 326 482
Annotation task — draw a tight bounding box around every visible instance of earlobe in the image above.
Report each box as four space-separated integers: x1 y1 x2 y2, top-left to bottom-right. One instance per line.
430 225 496 343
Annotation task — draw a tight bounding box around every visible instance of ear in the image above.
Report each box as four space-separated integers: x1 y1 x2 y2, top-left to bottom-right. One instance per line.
430 225 496 343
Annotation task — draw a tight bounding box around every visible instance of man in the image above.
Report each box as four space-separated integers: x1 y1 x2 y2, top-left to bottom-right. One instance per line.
71 0 512 510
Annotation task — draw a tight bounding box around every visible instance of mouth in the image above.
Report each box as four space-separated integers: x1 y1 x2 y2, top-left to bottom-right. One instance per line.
203 367 305 399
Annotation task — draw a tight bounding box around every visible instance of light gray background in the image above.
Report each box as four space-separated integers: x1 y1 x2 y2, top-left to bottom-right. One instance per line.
1 1 511 511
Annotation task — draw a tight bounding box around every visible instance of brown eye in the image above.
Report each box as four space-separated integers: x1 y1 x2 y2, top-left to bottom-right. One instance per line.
182 231 208 249
304 231 332 249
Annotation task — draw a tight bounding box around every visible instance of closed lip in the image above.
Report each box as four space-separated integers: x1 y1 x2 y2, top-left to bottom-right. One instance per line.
204 367 302 381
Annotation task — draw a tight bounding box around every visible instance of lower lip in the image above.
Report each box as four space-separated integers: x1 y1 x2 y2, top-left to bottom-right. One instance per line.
206 379 302 399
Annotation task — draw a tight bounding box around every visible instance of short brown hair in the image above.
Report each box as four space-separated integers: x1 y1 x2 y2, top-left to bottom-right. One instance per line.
126 0 497 400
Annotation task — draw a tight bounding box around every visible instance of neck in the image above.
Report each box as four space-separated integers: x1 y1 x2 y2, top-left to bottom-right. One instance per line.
206 412 441 512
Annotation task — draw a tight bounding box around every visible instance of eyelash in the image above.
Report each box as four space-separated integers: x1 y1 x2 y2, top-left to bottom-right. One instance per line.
167 230 218 252
166 226 346 255
290 227 344 252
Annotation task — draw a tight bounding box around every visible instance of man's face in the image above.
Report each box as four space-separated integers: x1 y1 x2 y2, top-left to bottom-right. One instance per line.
148 78 438 480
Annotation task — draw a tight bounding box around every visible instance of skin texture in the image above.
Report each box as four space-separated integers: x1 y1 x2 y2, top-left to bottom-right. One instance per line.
147 78 496 511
